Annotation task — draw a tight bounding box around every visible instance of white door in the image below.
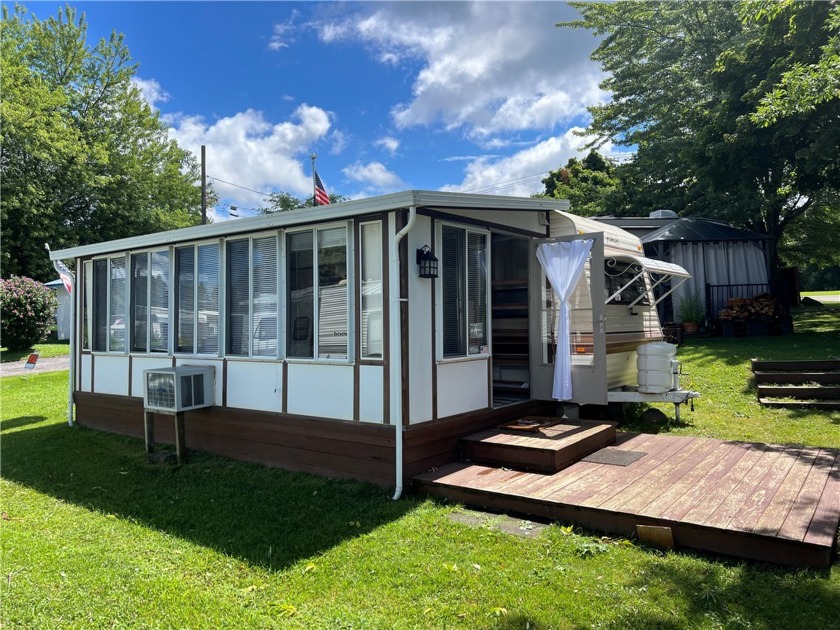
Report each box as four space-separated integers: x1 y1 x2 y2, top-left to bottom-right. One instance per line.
529 233 607 405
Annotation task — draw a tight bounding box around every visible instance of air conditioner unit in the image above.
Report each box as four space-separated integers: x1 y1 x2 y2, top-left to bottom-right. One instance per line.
143 366 215 414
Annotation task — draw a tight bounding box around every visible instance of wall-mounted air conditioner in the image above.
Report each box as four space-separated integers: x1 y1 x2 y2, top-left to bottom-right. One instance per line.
143 366 215 414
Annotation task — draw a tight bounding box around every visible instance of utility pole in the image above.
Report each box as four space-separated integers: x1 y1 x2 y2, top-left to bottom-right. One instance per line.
201 145 207 225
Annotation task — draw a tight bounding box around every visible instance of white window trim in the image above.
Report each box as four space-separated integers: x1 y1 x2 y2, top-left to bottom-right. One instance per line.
359 220 384 362
173 239 223 357
89 254 129 355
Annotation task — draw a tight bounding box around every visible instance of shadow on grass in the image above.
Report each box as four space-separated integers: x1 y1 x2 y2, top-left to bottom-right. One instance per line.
0 415 47 431
1 418 416 572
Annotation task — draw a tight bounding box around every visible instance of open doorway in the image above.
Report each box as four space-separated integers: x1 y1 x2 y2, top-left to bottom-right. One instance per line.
490 233 531 407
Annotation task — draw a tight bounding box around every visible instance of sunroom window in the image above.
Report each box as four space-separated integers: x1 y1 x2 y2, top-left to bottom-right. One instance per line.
441 225 488 359
175 242 220 355
130 250 170 353
90 255 128 353
226 235 278 357
286 225 349 360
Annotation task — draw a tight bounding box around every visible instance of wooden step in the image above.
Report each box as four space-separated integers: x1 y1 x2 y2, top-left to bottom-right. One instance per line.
754 371 840 385
757 385 840 400
751 359 840 372
758 399 840 410
460 418 617 473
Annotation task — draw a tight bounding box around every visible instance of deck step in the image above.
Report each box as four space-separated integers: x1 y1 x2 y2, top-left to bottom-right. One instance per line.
460 418 616 473
754 371 840 385
758 398 840 410
751 359 840 372
757 385 840 400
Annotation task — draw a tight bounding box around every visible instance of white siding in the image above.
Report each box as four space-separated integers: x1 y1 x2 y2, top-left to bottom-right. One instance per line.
358 364 384 424
448 208 544 234
286 363 353 420
226 361 283 413
81 354 93 392
408 214 434 424
437 358 489 419
93 355 129 396
130 357 173 398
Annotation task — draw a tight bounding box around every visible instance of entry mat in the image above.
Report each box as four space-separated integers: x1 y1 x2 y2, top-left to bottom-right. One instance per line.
581 448 647 466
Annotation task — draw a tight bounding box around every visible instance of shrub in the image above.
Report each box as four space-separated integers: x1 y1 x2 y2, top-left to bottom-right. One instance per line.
676 290 705 324
0 276 58 351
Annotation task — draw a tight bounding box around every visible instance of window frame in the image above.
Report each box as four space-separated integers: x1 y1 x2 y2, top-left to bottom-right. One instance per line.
224 231 281 359
435 222 491 363
174 239 222 357
89 253 129 354
128 247 173 355
284 221 353 363
358 220 384 361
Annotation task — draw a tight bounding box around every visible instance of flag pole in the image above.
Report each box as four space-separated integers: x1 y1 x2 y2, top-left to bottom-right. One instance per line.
310 153 317 205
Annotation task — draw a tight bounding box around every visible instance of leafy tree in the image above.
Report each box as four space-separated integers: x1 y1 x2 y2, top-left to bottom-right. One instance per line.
1 4 204 282
260 191 349 214
0 276 58 350
541 151 622 217
561 1 840 274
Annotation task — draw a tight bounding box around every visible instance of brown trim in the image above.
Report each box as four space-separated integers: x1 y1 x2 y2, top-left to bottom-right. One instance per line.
281 361 288 413
417 207 545 238
430 219 438 421
223 359 229 408
353 218 362 421
382 213 391 425
90 353 95 392
128 356 133 397
399 209 410 427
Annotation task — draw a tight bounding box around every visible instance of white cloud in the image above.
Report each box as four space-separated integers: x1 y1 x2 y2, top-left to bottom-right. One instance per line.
167 104 332 205
343 161 404 194
375 136 400 154
316 2 606 138
442 128 618 197
132 77 169 109
268 10 301 51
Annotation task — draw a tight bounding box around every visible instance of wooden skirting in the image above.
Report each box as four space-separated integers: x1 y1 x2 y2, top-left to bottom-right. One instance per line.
73 393 554 487
74 392 396 486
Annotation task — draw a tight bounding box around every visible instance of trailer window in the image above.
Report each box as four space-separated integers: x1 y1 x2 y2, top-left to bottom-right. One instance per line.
360 222 383 359
129 250 170 354
604 259 649 306
226 235 278 357
174 242 220 355
91 255 128 353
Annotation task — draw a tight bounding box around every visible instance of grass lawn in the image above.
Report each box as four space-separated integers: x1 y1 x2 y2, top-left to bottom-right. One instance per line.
2 305 840 628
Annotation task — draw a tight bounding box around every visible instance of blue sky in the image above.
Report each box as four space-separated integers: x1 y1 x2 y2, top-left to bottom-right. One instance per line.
31 1 623 221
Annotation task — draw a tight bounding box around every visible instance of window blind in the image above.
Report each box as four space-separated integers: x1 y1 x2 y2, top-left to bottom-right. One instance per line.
226 239 250 356
252 236 278 357
197 243 220 354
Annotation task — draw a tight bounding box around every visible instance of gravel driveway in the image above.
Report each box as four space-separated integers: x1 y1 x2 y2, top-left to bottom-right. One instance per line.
0 356 71 377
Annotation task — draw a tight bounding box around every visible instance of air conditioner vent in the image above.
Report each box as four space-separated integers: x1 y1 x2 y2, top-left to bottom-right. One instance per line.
144 366 215 414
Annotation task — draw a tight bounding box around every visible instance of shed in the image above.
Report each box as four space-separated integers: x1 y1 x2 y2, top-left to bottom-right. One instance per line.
45 278 72 341
640 218 772 322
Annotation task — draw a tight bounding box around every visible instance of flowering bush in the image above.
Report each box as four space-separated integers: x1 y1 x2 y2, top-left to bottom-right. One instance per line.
0 276 58 351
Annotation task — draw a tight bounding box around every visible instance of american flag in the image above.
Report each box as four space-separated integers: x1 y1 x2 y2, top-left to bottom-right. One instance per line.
314 170 330 206
53 257 75 294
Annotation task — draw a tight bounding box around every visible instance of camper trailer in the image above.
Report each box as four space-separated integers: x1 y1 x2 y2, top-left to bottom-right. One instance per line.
51 191 694 489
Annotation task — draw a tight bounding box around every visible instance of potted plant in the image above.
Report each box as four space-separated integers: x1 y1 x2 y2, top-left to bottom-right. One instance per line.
677 290 705 334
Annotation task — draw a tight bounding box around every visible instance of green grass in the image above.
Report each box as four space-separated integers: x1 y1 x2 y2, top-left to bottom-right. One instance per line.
0 341 70 363
801 290 839 297
3 306 840 628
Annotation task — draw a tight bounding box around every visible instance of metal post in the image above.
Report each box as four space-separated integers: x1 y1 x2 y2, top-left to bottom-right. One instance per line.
201 145 207 225
144 411 155 453
310 153 317 205
174 412 187 464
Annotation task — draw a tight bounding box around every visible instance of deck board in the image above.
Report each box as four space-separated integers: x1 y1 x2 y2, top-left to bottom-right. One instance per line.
414 433 840 568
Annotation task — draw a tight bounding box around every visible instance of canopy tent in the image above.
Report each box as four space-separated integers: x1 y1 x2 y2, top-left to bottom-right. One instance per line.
641 218 771 322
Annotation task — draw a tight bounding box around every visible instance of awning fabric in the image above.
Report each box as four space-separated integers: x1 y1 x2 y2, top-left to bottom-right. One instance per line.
621 255 691 278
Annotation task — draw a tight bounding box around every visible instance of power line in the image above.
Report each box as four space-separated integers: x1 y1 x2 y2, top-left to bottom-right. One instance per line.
208 175 274 198
464 170 550 195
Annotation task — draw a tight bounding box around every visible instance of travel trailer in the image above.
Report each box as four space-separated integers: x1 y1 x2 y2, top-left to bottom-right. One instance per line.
51 191 695 491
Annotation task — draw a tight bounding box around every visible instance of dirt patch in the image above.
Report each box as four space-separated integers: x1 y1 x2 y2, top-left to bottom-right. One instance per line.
448 509 548 539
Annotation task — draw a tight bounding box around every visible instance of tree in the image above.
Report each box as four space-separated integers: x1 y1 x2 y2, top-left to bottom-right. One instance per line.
260 191 349 214
0 5 204 282
561 1 840 274
541 151 623 217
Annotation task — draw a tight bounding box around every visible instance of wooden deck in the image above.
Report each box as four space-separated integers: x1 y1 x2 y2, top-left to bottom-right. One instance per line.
414 433 840 568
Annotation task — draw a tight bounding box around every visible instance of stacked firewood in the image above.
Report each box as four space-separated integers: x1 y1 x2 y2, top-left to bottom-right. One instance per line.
718 293 785 321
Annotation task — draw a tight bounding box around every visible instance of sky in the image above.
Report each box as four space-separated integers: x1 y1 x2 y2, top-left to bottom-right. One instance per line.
31 1 626 222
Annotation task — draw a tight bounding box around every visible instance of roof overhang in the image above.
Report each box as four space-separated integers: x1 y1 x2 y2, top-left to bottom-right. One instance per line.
50 191 571 261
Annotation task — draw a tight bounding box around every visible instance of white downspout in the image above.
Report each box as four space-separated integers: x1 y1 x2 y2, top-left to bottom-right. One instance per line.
391 204 416 500
67 273 75 426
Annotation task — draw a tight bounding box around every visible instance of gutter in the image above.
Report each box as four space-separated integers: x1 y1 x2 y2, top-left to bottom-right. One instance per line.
391 205 416 500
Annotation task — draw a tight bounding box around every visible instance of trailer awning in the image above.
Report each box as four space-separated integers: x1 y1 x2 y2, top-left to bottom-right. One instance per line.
605 254 691 307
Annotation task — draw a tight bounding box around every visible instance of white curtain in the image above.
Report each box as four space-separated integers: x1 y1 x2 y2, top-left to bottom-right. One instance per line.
536 240 594 400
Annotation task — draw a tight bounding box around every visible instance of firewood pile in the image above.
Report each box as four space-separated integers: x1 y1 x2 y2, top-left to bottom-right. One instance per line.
718 293 785 321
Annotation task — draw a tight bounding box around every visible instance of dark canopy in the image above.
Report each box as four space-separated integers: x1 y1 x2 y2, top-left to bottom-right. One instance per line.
641 218 772 244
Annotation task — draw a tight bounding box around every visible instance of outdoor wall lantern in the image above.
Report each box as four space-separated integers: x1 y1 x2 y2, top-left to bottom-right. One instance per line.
416 245 439 278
